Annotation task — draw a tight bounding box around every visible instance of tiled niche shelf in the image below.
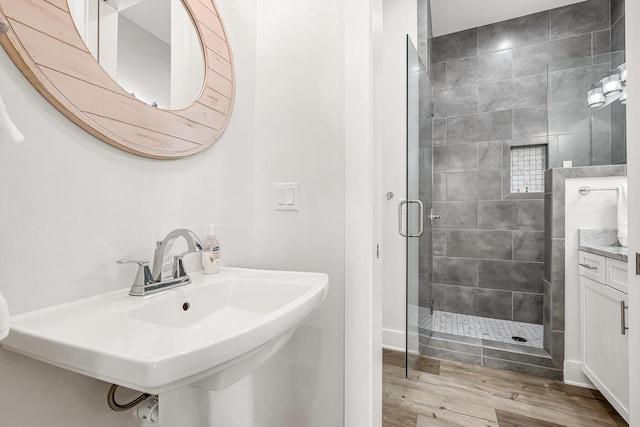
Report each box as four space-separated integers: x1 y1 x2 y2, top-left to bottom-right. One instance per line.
510 145 546 194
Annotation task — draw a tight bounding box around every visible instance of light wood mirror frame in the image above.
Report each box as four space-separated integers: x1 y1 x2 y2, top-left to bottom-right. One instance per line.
0 0 235 159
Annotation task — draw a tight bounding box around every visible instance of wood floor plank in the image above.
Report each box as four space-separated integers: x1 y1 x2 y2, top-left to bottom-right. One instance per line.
416 414 460 426
382 350 627 427
384 364 618 426
495 409 566 427
384 393 499 427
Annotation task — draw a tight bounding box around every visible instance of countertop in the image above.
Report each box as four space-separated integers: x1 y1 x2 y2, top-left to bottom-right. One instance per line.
578 229 628 262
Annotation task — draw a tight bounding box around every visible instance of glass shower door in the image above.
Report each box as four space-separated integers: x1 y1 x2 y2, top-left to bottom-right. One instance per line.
404 36 432 377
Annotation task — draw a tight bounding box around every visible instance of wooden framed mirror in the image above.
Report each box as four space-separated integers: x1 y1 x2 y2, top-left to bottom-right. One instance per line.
0 0 235 159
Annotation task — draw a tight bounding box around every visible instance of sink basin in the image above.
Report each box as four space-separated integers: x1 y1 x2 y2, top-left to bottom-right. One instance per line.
1 267 328 394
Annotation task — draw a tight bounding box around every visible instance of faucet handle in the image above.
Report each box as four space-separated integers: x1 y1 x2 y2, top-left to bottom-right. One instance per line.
117 259 154 296
172 254 189 279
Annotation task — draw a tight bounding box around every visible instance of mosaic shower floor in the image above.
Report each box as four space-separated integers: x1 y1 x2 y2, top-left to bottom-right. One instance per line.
418 308 544 348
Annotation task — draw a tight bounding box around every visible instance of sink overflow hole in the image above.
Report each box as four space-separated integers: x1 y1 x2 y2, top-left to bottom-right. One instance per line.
511 336 527 343
183 302 190 311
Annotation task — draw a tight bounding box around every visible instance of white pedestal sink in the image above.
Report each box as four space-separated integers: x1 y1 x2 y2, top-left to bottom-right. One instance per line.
1 267 328 426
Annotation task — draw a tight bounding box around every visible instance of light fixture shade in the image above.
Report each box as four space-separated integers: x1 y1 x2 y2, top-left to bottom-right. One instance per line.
618 63 627 84
588 87 605 107
601 73 623 95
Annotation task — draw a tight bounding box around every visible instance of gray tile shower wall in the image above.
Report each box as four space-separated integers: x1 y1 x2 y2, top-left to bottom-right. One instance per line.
610 0 626 164
424 0 614 323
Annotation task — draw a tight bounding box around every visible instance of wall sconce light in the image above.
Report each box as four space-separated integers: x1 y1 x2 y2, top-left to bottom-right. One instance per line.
587 87 605 107
600 73 623 96
587 63 627 108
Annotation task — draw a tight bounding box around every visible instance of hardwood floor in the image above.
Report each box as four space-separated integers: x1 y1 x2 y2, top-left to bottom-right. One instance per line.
382 349 628 427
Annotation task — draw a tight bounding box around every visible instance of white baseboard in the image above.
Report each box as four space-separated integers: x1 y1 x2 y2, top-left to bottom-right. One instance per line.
564 360 595 389
382 328 405 352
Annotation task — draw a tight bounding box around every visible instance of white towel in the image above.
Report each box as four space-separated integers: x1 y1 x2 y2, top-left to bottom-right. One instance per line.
0 291 9 341
617 183 628 247
0 94 25 144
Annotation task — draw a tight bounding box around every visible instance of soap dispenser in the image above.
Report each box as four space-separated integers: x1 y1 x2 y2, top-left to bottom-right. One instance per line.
202 224 221 274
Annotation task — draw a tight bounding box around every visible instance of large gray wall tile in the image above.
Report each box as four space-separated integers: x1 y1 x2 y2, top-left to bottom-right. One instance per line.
550 331 565 366
592 131 612 165
431 62 446 91
421 335 482 355
482 345 556 368
433 257 477 287
548 101 591 134
550 0 610 40
445 51 512 88
478 200 544 230
611 14 625 52
557 132 592 167
447 230 513 260
513 106 548 138
549 64 611 103
432 201 478 229
432 284 446 310
446 286 513 320
512 35 591 78
513 292 544 324
420 345 482 365
612 101 627 128
433 119 446 146
592 30 611 55
433 144 478 173
548 56 593 72
513 231 544 262
543 280 551 352
433 230 446 256
592 104 612 133
447 110 512 144
479 75 547 112
478 141 503 171
551 238 565 284
478 260 544 293
434 86 478 117
611 125 627 164
612 0 625 25
478 11 549 53
482 357 562 380
433 173 446 200
551 288 565 332
432 28 477 64
611 50 626 68
446 172 502 201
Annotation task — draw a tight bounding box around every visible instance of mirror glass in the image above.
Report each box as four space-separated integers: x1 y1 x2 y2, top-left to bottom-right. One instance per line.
68 0 205 110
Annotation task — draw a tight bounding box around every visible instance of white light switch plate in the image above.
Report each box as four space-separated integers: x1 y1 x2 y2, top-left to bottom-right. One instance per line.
275 183 299 211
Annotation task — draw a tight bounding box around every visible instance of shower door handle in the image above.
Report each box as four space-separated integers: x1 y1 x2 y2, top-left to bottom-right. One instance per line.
398 199 424 238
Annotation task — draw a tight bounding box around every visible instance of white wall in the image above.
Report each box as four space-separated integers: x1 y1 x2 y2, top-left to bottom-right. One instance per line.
624 1 639 425
250 0 346 425
563 176 627 387
381 0 417 351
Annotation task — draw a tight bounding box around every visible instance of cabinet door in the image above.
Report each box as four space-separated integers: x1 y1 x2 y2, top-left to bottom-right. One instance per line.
581 276 629 422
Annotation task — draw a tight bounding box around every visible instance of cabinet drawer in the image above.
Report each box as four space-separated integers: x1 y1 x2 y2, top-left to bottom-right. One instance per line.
606 258 628 294
579 251 605 283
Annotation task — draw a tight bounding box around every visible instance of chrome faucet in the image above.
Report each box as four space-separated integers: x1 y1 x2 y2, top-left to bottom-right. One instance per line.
118 228 203 296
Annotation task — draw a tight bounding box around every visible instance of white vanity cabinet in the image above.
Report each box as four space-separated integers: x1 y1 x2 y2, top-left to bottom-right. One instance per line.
579 251 629 422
